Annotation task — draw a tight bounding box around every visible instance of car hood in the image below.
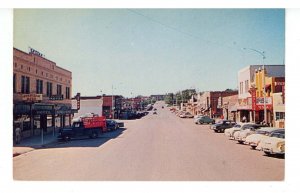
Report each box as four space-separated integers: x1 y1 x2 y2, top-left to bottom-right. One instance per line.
245 134 268 143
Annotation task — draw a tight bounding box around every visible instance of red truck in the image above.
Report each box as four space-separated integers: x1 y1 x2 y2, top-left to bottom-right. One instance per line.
58 116 107 141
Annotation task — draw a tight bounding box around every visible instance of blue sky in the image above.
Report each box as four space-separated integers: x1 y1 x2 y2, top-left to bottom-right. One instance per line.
13 9 285 97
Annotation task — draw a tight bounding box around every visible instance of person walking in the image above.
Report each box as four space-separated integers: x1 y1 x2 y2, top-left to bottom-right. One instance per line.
15 125 21 144
242 115 247 123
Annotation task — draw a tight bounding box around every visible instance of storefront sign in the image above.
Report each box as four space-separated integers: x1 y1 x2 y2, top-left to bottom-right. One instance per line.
22 94 43 102
29 47 45 57
255 97 273 110
49 95 64 100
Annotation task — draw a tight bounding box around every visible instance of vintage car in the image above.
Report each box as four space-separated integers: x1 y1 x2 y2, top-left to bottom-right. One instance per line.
179 112 194 118
234 124 263 143
210 120 236 133
194 116 215 124
259 130 285 156
244 127 282 149
224 122 246 139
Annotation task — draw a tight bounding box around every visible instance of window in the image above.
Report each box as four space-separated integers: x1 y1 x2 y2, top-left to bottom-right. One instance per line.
36 69 38 74
21 76 30 94
66 87 70 99
46 82 52 97
14 63 17 67
245 80 249 92
275 112 285 120
36 79 43 94
57 84 62 95
13 74 16 93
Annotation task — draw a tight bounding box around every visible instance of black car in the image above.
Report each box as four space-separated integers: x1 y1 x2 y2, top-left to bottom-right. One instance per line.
106 119 124 131
211 120 236 133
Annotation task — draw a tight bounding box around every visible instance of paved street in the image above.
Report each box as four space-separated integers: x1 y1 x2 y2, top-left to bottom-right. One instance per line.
13 101 284 181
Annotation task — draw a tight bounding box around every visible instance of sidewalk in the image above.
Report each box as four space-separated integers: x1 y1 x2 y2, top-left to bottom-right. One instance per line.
13 132 59 157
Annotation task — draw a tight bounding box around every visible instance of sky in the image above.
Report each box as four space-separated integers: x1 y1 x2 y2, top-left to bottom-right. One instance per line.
13 9 285 98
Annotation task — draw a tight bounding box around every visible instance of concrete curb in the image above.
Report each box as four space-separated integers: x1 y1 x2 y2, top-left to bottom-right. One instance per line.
13 139 58 157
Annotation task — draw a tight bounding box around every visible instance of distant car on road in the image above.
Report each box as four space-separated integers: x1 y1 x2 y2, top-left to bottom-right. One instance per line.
194 116 215 124
211 120 236 133
179 112 194 118
224 123 246 139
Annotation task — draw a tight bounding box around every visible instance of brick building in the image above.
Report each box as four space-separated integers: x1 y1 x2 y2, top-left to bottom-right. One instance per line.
13 47 75 139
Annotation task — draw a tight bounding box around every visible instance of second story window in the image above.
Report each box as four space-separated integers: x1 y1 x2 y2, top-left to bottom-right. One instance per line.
57 84 62 95
36 79 43 94
47 82 52 97
21 75 30 94
13 74 16 93
66 87 70 99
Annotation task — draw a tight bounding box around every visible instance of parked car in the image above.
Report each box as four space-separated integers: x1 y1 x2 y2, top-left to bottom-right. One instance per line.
179 112 194 118
194 116 215 124
106 119 124 131
259 130 285 156
211 120 236 133
245 127 282 149
194 114 203 119
256 129 285 151
233 123 263 142
224 123 250 139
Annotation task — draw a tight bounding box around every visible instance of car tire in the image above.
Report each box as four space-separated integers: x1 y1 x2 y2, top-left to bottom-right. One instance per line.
250 146 256 150
238 140 243 144
91 131 98 139
63 135 71 142
264 151 271 156
221 128 225 133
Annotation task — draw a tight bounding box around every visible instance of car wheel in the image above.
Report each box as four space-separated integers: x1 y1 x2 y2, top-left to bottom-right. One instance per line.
250 146 256 150
63 135 71 142
91 132 98 139
238 140 243 144
200 121 203 124
221 128 225 133
264 151 271 156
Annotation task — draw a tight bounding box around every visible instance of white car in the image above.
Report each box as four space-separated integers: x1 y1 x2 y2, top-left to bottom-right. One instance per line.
260 130 285 156
233 124 263 144
224 122 248 139
245 127 282 149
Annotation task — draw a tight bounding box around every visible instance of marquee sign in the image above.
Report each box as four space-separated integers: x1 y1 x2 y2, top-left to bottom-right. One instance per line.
22 94 43 102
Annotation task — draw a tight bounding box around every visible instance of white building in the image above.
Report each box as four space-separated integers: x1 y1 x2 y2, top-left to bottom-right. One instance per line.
71 96 103 119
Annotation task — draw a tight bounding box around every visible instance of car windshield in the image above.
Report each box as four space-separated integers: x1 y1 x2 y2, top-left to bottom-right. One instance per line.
255 130 267 135
271 132 285 139
233 124 241 128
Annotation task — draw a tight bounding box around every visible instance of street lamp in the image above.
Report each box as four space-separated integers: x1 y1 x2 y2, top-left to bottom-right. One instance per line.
243 47 267 124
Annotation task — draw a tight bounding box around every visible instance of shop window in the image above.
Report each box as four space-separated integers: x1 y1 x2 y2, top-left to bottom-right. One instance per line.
275 112 285 120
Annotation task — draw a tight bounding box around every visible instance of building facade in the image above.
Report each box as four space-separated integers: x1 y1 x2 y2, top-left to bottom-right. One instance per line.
13 47 74 138
237 65 285 124
71 96 103 119
197 91 238 118
221 94 238 121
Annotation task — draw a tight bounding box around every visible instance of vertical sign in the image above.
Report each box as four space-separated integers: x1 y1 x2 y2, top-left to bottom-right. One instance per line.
250 88 256 111
75 93 81 110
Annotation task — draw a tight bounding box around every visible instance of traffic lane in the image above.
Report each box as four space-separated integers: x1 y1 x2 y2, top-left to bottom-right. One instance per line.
167 113 284 180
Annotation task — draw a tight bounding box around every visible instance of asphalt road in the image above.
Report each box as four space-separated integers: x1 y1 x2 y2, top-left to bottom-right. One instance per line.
13 101 284 181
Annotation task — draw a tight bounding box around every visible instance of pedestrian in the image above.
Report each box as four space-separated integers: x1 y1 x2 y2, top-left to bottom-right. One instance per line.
242 115 247 123
15 126 21 144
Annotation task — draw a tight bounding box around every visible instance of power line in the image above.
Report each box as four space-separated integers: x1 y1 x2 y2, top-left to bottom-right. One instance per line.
127 9 240 51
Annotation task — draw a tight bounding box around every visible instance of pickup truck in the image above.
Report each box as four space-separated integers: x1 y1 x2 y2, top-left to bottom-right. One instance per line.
58 116 106 141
